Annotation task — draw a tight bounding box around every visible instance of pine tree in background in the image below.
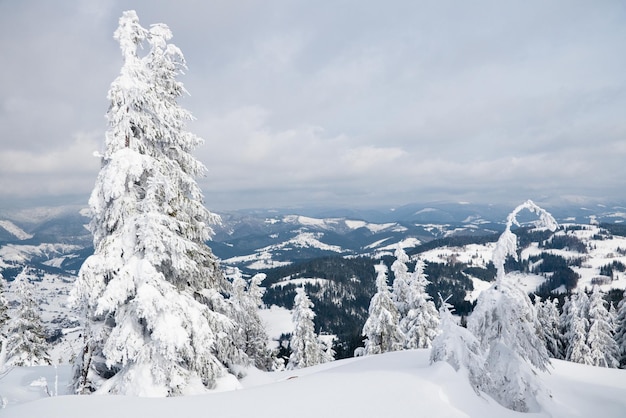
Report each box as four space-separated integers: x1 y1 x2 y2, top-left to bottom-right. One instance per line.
287 287 330 369
536 297 562 359
391 245 411 319
615 290 626 368
559 294 575 359
586 287 619 368
564 292 592 364
229 270 275 370
5 279 51 367
362 262 404 355
71 10 242 396
469 200 555 412
0 273 10 370
400 258 439 349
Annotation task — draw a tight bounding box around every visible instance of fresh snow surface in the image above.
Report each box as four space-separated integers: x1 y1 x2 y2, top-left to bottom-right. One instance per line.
3 350 625 417
261 232 344 253
344 219 397 233
223 251 292 270
0 220 33 240
258 305 293 344
283 215 340 228
0 243 81 266
281 215 397 233
270 277 329 289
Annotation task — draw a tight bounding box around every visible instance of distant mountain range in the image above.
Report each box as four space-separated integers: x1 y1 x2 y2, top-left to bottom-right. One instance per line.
1 200 625 360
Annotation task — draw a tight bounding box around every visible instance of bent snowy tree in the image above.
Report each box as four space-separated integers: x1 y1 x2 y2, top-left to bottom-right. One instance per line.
71 11 244 396
469 200 556 412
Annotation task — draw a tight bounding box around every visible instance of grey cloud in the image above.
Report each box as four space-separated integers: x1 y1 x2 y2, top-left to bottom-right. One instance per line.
1 0 625 210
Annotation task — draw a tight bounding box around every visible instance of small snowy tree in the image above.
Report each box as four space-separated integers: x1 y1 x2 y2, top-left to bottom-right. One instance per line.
586 287 619 368
615 290 626 367
536 297 562 359
5 280 51 367
229 270 274 370
430 297 486 392
391 245 412 318
362 262 404 355
71 10 242 396
287 287 329 369
563 292 592 364
0 273 11 369
566 310 591 364
400 258 439 349
614 291 626 368
468 200 555 412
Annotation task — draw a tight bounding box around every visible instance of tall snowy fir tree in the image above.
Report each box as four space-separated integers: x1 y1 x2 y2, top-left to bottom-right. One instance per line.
71 11 243 396
586 287 619 368
468 200 555 412
287 287 331 370
362 263 404 355
615 290 626 367
5 279 51 367
400 257 439 349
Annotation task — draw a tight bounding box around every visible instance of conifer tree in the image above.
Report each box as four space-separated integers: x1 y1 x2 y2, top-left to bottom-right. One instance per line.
71 10 242 396
469 200 555 412
563 292 592 364
400 258 439 349
5 280 51 367
362 262 404 355
536 297 562 359
287 287 330 369
614 290 626 367
391 245 411 318
229 270 274 370
586 287 619 368
0 273 11 370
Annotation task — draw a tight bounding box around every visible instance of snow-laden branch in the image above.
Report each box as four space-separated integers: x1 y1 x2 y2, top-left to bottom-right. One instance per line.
493 200 557 283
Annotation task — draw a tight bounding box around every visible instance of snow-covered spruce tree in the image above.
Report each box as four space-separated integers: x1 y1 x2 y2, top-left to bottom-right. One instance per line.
287 287 331 370
71 11 242 396
563 292 592 364
615 290 626 367
536 297 562 359
391 244 412 318
586 286 619 368
362 262 404 355
5 279 51 367
0 273 11 370
229 270 275 370
468 200 555 412
400 257 439 349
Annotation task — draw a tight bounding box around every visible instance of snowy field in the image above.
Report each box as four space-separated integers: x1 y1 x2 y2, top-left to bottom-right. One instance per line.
2 349 625 417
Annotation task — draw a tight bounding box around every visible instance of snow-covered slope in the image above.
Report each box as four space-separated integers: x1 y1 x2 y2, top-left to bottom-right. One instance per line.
2 350 625 417
0 220 33 240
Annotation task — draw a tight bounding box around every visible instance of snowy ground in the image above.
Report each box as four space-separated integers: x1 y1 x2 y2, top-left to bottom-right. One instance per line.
2 350 625 417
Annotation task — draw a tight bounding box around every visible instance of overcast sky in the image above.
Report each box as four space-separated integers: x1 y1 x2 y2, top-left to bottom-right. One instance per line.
1 0 625 211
